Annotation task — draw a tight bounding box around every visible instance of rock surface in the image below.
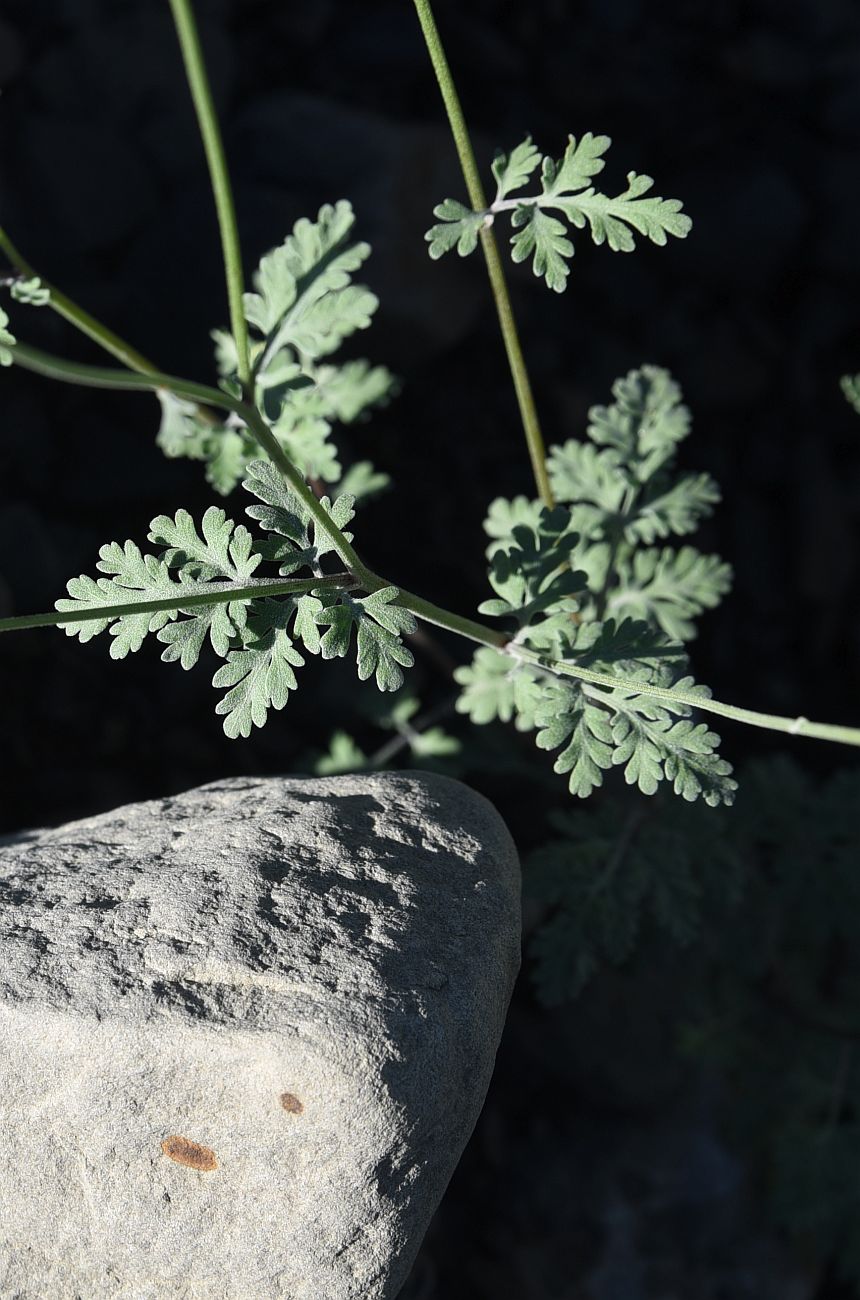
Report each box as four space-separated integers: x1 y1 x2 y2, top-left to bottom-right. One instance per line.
0 772 520 1300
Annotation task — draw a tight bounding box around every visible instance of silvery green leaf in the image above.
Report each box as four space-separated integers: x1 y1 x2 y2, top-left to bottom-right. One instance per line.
425 199 487 259
510 205 574 292
491 137 542 200
213 613 304 739
10 276 50 306
0 307 15 366
317 588 415 692
148 506 260 582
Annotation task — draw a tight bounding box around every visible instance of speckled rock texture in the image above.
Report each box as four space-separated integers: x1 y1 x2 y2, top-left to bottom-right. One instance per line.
0 772 520 1300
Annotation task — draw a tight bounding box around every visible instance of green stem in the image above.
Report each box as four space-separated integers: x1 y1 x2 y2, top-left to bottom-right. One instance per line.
411 0 554 509
12 342 860 749
168 0 251 390
0 576 356 635
513 647 860 748
9 342 367 579
362 573 509 648
11 342 236 406
0 226 157 375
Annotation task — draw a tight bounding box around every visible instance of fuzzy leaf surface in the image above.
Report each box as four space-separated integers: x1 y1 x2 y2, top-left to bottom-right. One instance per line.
56 542 179 659
212 602 305 738
425 199 487 258
609 547 733 640
425 134 690 289
491 138 542 199
148 506 261 582
317 588 416 691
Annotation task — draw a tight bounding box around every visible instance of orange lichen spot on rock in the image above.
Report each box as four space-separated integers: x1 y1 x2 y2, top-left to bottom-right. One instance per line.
160 1135 218 1171
279 1092 304 1115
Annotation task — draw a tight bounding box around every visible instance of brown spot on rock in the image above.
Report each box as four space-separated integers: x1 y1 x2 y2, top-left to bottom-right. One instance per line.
279 1092 304 1115
160 1135 218 1171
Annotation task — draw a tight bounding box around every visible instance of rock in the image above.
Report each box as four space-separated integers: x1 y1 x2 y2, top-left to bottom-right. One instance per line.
0 771 520 1299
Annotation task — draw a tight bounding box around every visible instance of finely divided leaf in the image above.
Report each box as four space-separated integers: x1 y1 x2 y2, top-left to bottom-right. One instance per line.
205 430 250 496
56 542 178 658
535 684 616 799
454 647 518 725
156 598 247 668
149 506 261 581
483 496 545 555
563 617 685 678
510 206 574 292
317 587 416 691
609 547 732 641
586 365 690 472
242 459 354 568
244 201 372 358
541 132 611 196
492 138 542 200
556 171 691 253
316 360 395 423
337 460 391 502
283 283 378 359
291 594 324 655
10 277 50 306
529 670 736 806
243 459 310 555
627 473 720 543
481 505 584 625
608 697 736 806
547 439 626 521
425 199 487 259
427 133 689 290
155 391 212 462
0 308 15 366
213 605 305 738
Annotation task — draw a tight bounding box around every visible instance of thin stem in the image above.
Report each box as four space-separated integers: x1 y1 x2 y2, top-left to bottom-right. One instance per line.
0 226 157 375
238 403 371 577
168 0 251 390
411 0 554 509
513 647 860 748
10 342 239 407
0 576 356 635
11 341 860 748
362 572 509 648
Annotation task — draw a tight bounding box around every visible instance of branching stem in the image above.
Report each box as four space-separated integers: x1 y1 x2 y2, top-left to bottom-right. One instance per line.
509 646 860 748
8 343 860 749
168 0 251 390
411 0 553 509
0 577 356 634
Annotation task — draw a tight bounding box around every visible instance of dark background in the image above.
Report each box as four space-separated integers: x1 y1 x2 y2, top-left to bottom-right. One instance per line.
1 1 859 1295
